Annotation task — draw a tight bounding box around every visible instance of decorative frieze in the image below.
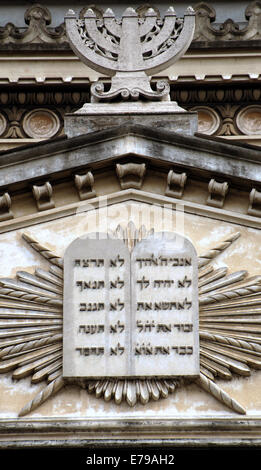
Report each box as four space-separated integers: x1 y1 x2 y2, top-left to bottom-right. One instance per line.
0 4 66 45
207 179 229 208
193 1 261 42
32 181 55 212
0 3 260 47
0 85 259 141
74 172 96 200
23 109 60 139
190 106 220 135
165 170 187 198
236 105 261 135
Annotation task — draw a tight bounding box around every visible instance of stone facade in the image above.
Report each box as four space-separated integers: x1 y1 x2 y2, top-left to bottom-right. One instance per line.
0 0 260 452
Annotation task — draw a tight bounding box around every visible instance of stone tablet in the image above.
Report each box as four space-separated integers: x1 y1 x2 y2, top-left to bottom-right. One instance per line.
63 232 199 379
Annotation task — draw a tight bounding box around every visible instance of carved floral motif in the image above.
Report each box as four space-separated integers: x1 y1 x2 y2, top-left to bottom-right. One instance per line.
0 3 260 46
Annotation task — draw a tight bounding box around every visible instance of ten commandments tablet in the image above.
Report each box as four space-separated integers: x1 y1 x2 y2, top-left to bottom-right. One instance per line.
63 232 199 379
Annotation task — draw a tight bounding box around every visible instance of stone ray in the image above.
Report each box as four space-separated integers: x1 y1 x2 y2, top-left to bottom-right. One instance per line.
32 358 63 384
18 376 65 417
198 270 248 295
198 267 227 288
0 325 62 340
47 368 63 383
198 232 241 269
0 333 62 358
0 343 62 373
195 373 246 414
199 345 250 376
16 271 63 296
12 350 62 380
35 268 63 288
200 353 232 380
22 232 63 269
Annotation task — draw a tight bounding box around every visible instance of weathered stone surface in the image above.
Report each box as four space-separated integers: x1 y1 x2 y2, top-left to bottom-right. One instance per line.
0 124 261 192
64 102 198 137
63 232 199 379
65 7 195 102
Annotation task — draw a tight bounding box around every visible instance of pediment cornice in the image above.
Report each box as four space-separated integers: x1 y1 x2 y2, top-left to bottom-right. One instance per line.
0 124 260 227
0 124 260 191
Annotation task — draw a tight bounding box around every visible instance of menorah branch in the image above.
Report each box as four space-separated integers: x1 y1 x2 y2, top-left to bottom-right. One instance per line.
65 6 195 102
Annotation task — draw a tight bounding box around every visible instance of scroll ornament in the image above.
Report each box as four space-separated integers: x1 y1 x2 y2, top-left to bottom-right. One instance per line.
0 224 260 415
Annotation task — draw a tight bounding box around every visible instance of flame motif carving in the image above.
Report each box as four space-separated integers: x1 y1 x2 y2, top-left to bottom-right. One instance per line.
0 224 261 415
65 6 195 102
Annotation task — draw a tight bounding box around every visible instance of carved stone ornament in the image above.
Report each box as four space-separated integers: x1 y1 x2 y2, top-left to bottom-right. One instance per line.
236 105 261 135
74 171 96 200
0 223 261 416
0 3 261 48
207 179 229 208
165 169 187 198
32 181 55 211
116 162 146 189
248 188 261 216
193 1 261 42
0 4 67 44
65 6 195 102
0 192 13 221
23 109 60 139
190 106 221 135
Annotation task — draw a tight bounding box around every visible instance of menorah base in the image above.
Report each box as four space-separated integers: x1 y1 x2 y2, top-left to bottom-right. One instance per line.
64 101 198 138
90 72 170 103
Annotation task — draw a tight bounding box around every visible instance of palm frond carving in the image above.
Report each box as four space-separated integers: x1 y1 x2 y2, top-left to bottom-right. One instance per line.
0 225 260 415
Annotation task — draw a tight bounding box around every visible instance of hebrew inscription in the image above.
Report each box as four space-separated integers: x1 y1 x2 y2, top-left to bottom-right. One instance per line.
63 232 199 379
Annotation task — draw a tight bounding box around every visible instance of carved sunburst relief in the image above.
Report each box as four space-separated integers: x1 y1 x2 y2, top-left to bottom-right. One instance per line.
0 222 260 416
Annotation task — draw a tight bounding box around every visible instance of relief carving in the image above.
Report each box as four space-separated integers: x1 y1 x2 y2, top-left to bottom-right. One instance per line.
74 171 96 200
194 1 261 41
32 181 55 211
65 6 195 102
248 188 261 216
207 179 229 208
0 4 66 44
116 162 146 189
0 224 260 416
165 169 187 198
0 3 260 47
0 192 13 221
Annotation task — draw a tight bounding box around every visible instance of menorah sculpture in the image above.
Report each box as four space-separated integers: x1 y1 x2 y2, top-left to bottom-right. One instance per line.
65 6 195 102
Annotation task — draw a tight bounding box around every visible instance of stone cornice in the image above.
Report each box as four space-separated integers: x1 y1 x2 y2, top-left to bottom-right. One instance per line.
0 124 260 190
0 124 259 228
1 417 261 447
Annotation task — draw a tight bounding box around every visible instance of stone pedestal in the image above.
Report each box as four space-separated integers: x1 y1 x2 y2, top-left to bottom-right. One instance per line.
64 101 198 138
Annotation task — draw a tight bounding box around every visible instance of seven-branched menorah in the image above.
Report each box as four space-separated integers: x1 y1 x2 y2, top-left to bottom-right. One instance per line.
65 6 195 102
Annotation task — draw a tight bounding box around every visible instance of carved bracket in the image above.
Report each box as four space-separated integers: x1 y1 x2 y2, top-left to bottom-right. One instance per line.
248 188 261 216
116 163 146 189
74 172 96 200
206 178 229 208
32 181 55 211
165 169 187 198
0 192 13 221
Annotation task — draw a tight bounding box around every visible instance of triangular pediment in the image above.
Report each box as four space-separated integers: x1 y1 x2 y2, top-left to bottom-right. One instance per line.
0 122 260 230
0 123 261 192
